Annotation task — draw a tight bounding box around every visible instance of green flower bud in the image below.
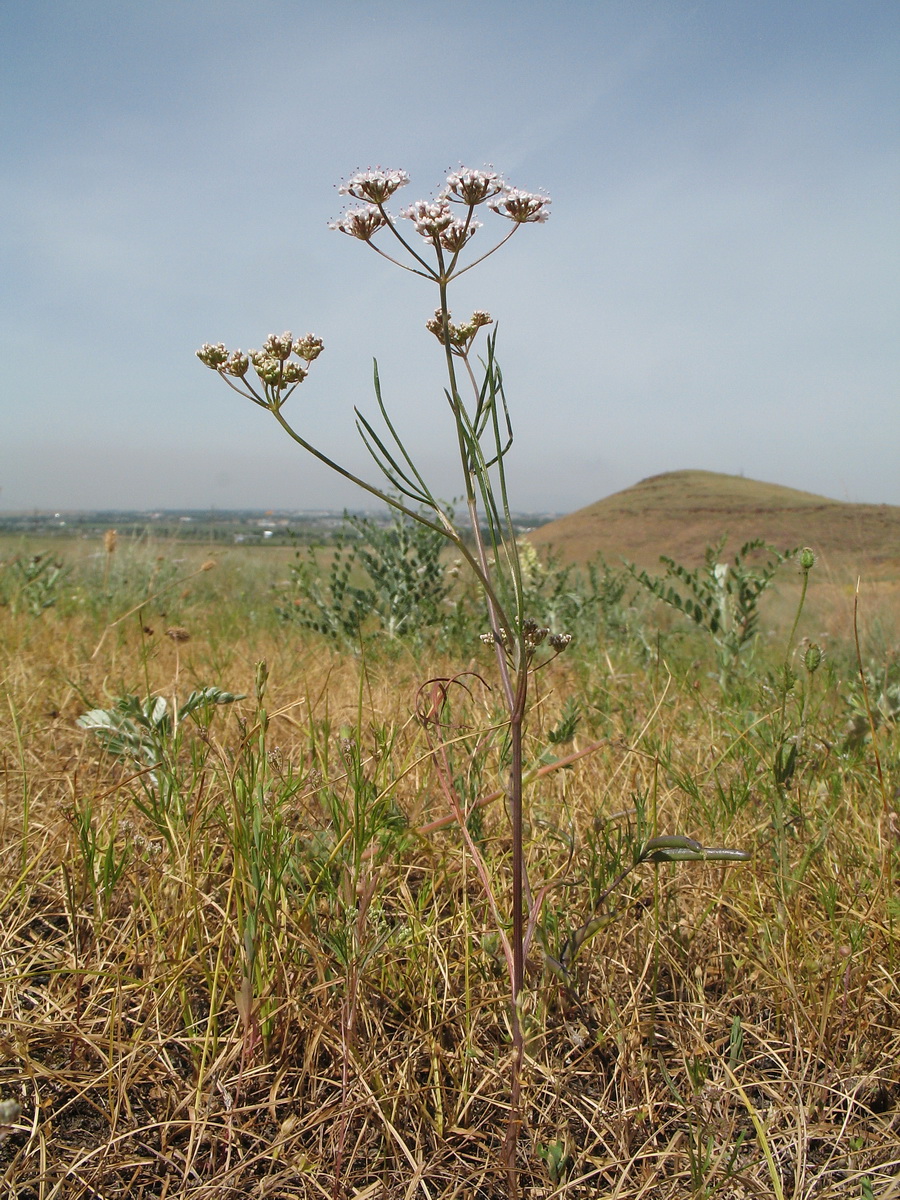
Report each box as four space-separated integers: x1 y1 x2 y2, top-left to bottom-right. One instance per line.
803 642 823 673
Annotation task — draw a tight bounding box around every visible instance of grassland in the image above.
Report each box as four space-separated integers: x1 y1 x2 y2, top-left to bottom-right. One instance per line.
0 526 898 1198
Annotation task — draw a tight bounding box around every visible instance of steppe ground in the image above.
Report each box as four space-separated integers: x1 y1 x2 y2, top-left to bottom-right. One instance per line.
0 531 898 1198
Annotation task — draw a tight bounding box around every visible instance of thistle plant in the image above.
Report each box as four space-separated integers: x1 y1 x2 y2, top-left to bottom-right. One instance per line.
198 163 559 1187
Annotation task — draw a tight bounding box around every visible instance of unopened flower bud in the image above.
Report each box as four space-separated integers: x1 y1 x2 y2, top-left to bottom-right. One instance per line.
281 361 307 384
803 643 823 673
264 332 294 360
799 547 817 571
221 350 249 377
293 335 324 361
196 342 229 368
250 351 282 384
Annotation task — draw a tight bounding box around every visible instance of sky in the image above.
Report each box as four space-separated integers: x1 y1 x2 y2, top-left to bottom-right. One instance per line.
1 0 898 514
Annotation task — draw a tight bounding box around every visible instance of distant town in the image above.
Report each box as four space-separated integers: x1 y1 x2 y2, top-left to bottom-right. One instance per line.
0 508 562 546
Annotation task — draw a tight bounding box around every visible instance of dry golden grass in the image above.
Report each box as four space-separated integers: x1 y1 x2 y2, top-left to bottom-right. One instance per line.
0 542 898 1198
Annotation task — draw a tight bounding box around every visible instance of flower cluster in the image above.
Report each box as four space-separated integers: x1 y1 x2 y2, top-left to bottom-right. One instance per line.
444 167 505 206
338 168 410 204
329 166 551 252
488 187 551 224
425 308 493 354
196 332 323 404
480 618 572 658
329 205 391 241
401 199 455 238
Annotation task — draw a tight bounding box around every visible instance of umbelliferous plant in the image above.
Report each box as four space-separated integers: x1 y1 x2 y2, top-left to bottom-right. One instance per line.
197 165 747 1196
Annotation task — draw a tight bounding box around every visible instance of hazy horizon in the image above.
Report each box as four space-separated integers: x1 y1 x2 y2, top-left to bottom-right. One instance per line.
3 1 898 513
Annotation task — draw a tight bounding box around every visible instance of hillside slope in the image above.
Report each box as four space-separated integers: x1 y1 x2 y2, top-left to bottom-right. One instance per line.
528 470 900 572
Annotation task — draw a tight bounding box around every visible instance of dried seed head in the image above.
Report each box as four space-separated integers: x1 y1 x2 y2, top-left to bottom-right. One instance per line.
165 626 190 644
103 529 117 556
548 632 573 652
522 618 550 648
201 560 216 572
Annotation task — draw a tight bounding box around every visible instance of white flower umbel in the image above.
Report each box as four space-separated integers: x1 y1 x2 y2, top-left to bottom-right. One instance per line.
328 205 391 241
338 168 410 204
489 187 552 223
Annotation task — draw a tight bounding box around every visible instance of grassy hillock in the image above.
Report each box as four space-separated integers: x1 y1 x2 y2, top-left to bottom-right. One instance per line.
529 470 900 574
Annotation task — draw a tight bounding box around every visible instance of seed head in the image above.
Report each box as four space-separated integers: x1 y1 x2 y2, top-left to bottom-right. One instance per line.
521 618 550 648
548 632 573 652
166 626 190 644
489 187 552 224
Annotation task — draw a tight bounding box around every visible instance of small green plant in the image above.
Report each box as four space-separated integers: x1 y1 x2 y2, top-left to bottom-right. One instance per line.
280 506 452 643
77 686 243 847
629 537 796 683
0 552 69 615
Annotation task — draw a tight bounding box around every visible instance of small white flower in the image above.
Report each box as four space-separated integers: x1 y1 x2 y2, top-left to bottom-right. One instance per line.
488 187 552 223
338 168 410 204
401 199 455 239
439 218 481 253
445 167 505 206
329 205 390 240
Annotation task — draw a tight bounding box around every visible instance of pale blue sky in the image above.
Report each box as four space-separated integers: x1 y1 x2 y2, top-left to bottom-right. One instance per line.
2 0 897 512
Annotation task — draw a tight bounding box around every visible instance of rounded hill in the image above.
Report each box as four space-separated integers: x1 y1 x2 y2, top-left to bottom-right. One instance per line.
528 470 900 573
